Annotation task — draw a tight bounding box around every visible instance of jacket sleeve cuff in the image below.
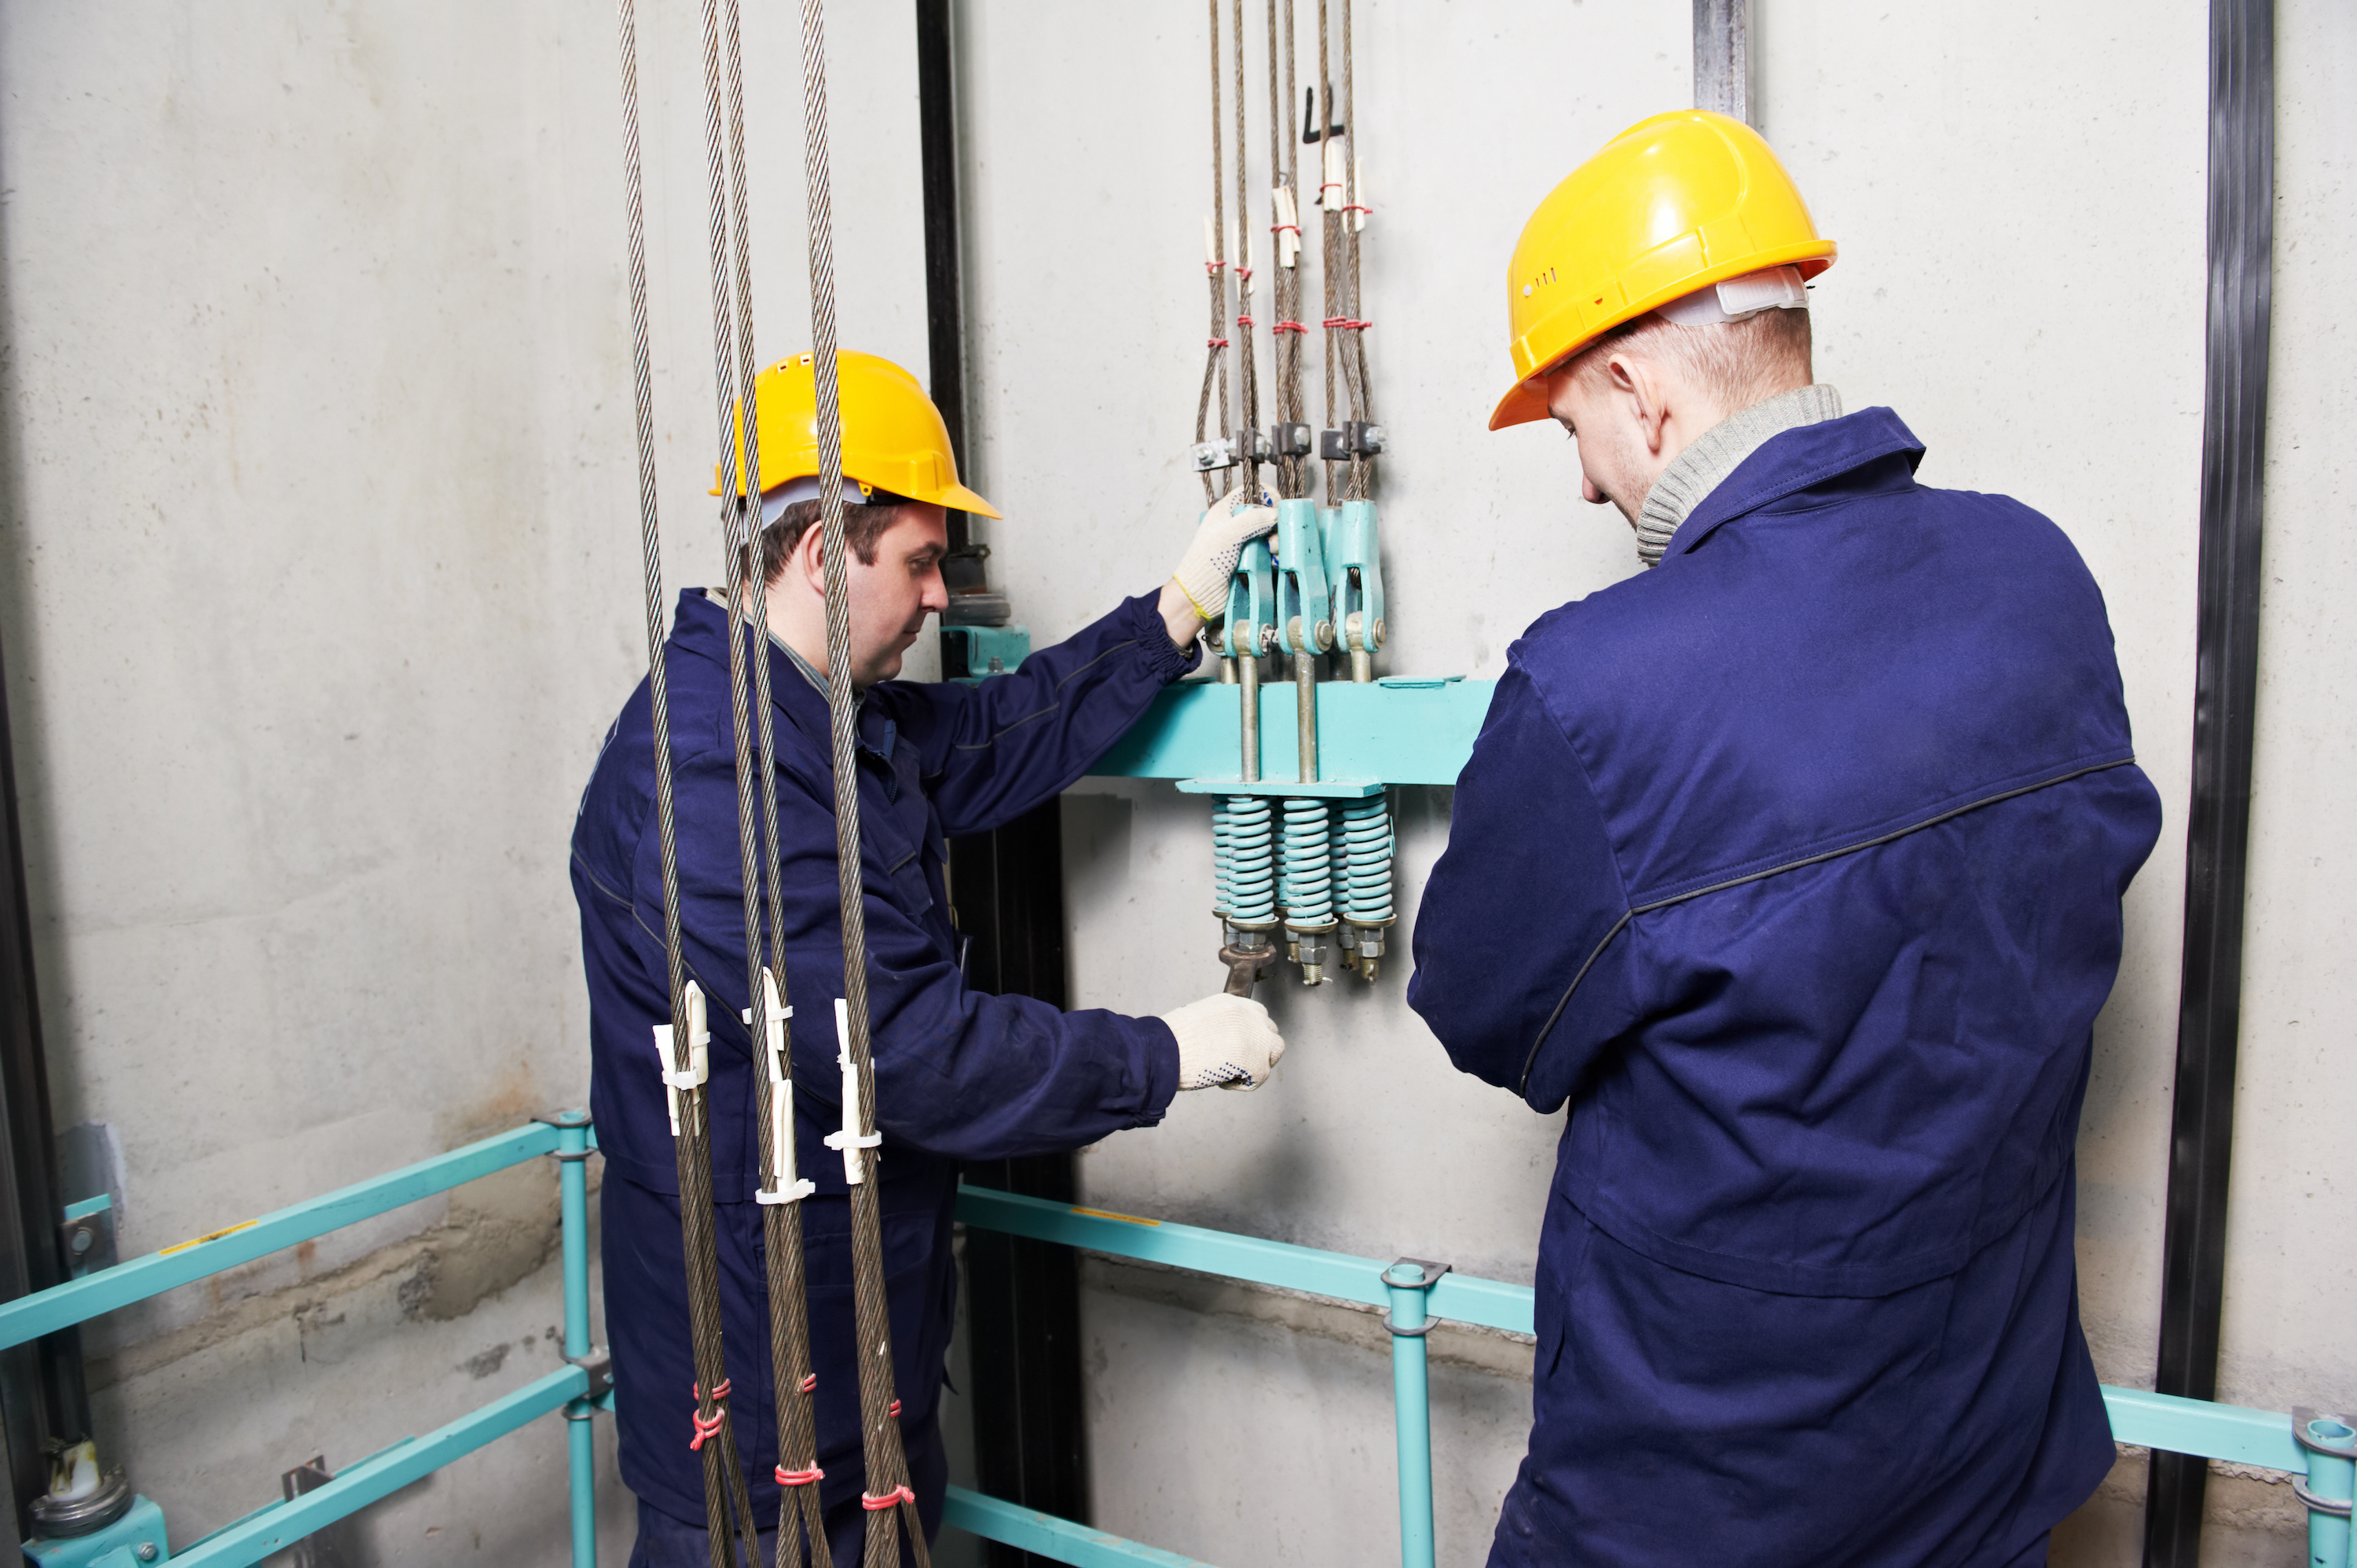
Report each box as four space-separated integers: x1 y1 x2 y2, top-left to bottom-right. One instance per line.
1140 1014 1182 1119
1123 590 1204 683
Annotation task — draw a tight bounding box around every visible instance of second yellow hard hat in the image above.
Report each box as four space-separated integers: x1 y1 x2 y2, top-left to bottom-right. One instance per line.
1490 110 1836 432
712 349 1001 518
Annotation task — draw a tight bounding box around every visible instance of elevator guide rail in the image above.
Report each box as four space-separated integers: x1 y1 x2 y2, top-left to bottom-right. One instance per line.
0 1115 607 1568
948 1185 2357 1568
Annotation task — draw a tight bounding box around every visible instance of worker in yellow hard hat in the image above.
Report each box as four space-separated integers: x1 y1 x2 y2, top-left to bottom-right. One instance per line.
1410 111 2160 1566
572 350 1290 1563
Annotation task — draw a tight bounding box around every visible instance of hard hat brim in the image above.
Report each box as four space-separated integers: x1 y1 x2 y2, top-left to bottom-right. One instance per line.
1489 240 1836 433
707 467 1003 521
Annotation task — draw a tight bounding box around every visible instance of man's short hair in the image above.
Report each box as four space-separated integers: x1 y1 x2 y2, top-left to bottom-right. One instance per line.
753 491 907 586
1570 305 1813 410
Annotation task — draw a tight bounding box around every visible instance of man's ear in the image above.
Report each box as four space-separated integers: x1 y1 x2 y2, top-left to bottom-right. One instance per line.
793 522 830 599
1607 352 1672 457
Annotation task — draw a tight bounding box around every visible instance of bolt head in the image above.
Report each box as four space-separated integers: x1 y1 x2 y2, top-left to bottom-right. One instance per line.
1314 620 1333 648
139 1546 160 1563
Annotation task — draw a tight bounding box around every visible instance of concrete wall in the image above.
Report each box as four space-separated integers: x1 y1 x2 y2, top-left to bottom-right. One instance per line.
0 1 2349 1565
955 2 2356 1565
0 0 929 1560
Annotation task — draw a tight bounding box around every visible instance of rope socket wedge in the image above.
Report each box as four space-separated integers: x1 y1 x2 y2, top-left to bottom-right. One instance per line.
823 998 882 1185
747 972 816 1207
651 981 712 1139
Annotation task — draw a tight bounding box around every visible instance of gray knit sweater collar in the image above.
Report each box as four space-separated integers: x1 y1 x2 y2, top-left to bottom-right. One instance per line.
1633 383 1844 567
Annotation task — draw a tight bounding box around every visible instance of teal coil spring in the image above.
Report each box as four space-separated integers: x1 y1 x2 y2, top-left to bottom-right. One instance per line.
1280 797 1336 926
1212 795 1276 925
1338 793 1395 922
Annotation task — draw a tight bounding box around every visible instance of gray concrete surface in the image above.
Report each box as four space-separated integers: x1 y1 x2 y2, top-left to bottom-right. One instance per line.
0 1 2348 1565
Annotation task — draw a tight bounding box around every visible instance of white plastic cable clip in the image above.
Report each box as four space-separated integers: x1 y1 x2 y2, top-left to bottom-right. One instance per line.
650 980 711 1139
746 971 815 1206
1272 186 1301 269
1318 136 1348 210
820 998 882 1185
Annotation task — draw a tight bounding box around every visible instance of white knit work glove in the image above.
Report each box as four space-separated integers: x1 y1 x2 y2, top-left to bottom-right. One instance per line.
1169 484 1279 621
1162 993 1288 1091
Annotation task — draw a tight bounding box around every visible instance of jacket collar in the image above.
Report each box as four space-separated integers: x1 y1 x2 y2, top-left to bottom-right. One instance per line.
670 588 853 746
1666 405 1926 560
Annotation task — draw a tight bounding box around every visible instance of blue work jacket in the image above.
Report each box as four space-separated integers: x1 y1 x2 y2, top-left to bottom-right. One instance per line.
1409 408 2161 1566
572 588 1189 1528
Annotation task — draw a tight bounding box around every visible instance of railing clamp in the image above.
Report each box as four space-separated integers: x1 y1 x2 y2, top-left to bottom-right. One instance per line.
536 1108 596 1160
1382 1257 1450 1337
2291 1407 2356 1517
565 1346 614 1418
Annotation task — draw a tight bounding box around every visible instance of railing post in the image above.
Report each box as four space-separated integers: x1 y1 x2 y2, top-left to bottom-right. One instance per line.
2293 1409 2355 1568
547 1110 599 1568
1383 1259 1447 1568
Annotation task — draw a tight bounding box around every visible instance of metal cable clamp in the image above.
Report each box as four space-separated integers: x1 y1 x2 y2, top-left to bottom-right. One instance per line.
2292 1407 2356 1516
563 1346 615 1421
1382 1257 1450 1337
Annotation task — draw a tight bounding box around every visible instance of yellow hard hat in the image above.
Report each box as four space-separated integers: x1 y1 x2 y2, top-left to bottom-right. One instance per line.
710 349 1001 518
1489 110 1835 431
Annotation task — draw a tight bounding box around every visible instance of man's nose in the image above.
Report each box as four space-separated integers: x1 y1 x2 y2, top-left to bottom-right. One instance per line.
920 565 950 614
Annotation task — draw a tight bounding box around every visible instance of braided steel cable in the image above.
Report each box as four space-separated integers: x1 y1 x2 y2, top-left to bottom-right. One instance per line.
796 5 929 1563
1196 0 1230 504
1268 0 1307 500
618 1 745 1563
1230 0 1261 504
713 0 830 1557
1316 0 1340 500
1340 0 1373 502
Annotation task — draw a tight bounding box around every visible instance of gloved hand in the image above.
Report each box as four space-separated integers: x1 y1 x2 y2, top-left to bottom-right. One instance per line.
1169 483 1279 621
1161 993 1288 1091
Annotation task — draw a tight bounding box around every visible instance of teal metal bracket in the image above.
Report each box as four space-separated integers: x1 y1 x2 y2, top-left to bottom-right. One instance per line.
1271 499 1332 655
2293 1408 2355 1568
1088 677 1490 790
1219 538 1274 660
1382 1258 1449 1568
1323 500 1385 674
943 624 1029 680
24 1493 167 1567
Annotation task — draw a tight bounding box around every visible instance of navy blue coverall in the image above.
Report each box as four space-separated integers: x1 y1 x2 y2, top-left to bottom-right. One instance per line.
1410 409 2161 1566
572 588 1190 1550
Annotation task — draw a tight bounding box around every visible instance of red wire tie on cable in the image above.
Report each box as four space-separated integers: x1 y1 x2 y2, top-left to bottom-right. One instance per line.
889 1399 902 1419
800 1373 817 1394
776 1465 824 1487
1207 338 1230 349
1270 222 1301 236
862 1486 917 1512
687 1379 731 1450
1321 317 1373 331
1342 204 1372 216
1236 266 1253 280
1237 314 1255 328
1204 261 1226 274
1273 320 1309 335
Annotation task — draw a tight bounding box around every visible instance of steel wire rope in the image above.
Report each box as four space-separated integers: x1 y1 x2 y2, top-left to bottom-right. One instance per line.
712 0 832 1558
615 0 747 1562
1316 0 1340 501
1340 0 1373 502
1195 0 1232 504
795 3 930 1563
695 0 782 1557
1230 0 1262 505
1269 0 1307 500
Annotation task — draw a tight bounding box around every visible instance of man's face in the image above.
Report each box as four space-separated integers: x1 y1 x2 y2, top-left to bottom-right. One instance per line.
844 502 950 685
1544 358 1650 526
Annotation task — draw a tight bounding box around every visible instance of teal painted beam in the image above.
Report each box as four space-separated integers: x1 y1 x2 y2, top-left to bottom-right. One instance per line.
944 1486 1222 1568
957 1187 2315 1469
169 1365 588 1566
0 1123 562 1350
1087 677 1493 787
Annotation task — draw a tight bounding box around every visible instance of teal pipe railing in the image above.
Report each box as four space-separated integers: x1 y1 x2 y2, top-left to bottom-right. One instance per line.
948 1185 2355 1568
5 1123 2345 1567
4 1115 606 1568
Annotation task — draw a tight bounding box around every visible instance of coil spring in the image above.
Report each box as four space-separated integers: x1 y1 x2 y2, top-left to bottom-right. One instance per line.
1212 795 1276 925
1280 797 1335 926
1338 793 1395 922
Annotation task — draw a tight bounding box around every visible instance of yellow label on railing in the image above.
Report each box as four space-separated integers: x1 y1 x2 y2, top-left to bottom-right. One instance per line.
158 1219 259 1256
1069 1207 1160 1228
